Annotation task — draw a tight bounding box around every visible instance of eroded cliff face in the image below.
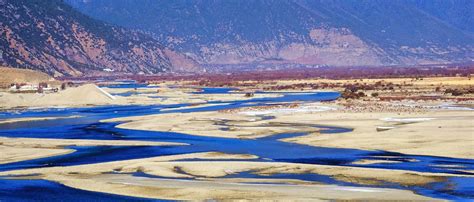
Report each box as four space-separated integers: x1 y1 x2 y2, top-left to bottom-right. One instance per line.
165 25 472 67
285 28 382 66
0 0 198 76
186 28 383 66
163 49 201 73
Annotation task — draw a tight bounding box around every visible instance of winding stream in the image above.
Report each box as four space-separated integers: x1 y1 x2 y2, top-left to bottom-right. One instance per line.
0 87 473 201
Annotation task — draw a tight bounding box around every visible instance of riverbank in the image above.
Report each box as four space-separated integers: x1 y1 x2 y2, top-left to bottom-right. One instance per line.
278 110 474 159
52 173 434 201
0 116 81 124
0 84 115 109
0 84 283 110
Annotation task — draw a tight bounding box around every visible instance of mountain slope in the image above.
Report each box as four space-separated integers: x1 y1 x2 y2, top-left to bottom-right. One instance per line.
66 0 474 67
297 0 474 64
410 0 473 33
0 0 197 76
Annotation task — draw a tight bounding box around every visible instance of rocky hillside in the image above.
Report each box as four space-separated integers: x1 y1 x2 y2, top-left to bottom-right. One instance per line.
0 0 198 76
410 0 473 33
66 0 474 67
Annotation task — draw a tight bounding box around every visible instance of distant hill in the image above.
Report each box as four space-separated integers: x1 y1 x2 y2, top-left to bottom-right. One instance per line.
0 0 198 76
66 0 474 67
0 67 54 88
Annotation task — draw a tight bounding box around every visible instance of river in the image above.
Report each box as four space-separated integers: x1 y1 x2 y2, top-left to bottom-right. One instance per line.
0 87 472 201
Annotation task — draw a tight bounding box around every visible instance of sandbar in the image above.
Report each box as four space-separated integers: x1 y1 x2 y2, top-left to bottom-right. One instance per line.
0 152 448 200
0 137 186 164
0 115 81 124
103 111 319 139
278 110 474 159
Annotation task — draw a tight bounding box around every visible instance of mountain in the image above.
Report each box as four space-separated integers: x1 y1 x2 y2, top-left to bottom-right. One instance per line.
0 0 198 76
410 0 473 33
66 0 474 67
296 0 474 64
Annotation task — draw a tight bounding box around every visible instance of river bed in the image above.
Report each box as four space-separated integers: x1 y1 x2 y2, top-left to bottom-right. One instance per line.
0 87 473 201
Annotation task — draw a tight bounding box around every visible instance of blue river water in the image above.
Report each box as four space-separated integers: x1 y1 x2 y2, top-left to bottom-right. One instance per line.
193 87 237 94
0 87 473 201
0 178 159 201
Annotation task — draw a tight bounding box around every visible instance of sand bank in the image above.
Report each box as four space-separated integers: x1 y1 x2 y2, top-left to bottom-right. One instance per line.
0 137 186 164
1 84 283 109
106 100 474 159
0 152 461 187
52 173 433 201
237 102 337 116
112 84 284 105
278 110 474 159
0 152 449 200
126 87 282 105
0 84 114 109
0 115 81 124
0 137 186 148
0 145 74 164
0 152 258 176
351 159 401 165
103 111 318 139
